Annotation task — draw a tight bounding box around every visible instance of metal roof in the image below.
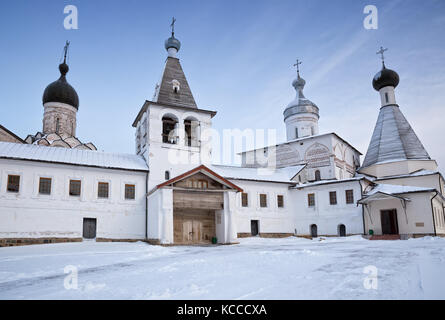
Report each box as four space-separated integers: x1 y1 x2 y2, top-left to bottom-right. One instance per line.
0 142 148 172
361 105 430 168
156 57 197 109
210 164 305 184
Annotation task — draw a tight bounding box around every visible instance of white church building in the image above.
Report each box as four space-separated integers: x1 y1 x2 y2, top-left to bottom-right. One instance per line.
0 28 444 247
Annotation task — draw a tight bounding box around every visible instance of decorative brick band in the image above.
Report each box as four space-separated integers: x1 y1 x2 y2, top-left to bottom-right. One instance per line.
0 238 82 247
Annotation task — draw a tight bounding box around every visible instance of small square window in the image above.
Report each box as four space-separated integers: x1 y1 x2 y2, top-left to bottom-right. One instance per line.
125 184 135 200
241 193 248 207
7 175 20 193
39 178 52 195
69 180 81 196
98 182 109 198
259 194 267 208
277 195 284 208
308 193 315 207
345 190 354 204
329 191 337 205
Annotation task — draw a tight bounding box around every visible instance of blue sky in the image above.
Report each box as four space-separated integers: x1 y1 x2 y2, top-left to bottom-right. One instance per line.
1 0 444 168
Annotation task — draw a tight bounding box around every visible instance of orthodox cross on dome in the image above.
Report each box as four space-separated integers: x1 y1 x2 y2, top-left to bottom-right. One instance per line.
376 46 388 67
293 59 302 77
63 40 70 64
170 17 176 36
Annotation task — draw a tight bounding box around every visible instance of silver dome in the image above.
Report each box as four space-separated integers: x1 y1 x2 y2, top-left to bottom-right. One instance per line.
165 35 181 52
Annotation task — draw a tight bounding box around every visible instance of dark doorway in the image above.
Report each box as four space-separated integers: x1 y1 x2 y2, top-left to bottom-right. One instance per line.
83 218 97 239
338 224 346 237
310 224 318 237
251 220 259 236
381 209 399 235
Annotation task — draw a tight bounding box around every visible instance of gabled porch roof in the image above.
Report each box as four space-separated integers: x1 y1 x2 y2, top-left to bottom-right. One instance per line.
156 165 243 193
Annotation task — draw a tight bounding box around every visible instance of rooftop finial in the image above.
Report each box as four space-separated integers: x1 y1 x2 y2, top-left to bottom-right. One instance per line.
376 46 388 68
63 40 70 64
293 59 302 77
170 17 176 36
59 41 70 77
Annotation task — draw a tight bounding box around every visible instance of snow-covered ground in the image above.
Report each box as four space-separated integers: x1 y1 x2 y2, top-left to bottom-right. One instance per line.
1 236 445 299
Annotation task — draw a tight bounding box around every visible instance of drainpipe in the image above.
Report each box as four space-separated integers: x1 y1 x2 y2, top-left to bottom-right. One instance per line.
359 180 366 235
430 191 438 237
145 171 149 240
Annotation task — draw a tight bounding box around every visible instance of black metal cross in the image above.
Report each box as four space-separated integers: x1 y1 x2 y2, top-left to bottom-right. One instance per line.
376 46 388 64
293 59 302 76
170 17 176 35
63 41 70 63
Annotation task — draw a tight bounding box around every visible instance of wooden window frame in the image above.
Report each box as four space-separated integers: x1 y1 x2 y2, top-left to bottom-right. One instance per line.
307 193 315 207
7 175 20 193
241 192 248 207
277 195 284 208
97 182 109 199
259 193 267 208
39 177 52 195
69 180 81 197
125 184 136 200
329 191 337 205
345 189 354 204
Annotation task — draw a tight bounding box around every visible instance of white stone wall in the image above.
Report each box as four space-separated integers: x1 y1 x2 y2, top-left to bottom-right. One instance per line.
285 112 319 140
293 180 365 236
240 133 361 182
0 159 147 240
230 180 296 235
363 192 437 236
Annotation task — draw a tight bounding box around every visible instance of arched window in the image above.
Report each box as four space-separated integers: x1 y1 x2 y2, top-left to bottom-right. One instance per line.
295 127 299 139
184 117 199 147
315 170 321 181
338 224 346 237
162 115 178 144
310 224 318 238
55 118 60 134
385 92 389 103
165 171 170 180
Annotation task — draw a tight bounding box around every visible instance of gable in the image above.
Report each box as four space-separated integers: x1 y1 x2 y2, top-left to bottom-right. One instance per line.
157 165 243 192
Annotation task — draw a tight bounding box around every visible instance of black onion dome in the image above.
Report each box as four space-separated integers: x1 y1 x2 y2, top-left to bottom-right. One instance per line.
372 66 399 91
42 62 79 109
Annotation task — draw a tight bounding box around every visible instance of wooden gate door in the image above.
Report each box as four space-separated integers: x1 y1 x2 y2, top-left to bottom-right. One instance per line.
381 210 399 234
83 218 97 239
174 209 215 244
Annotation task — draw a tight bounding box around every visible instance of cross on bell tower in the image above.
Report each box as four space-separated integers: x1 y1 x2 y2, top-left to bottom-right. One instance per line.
377 46 388 67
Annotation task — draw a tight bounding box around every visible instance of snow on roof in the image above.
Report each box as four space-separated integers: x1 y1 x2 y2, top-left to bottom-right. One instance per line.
366 184 434 196
0 142 148 172
238 132 362 155
376 169 439 180
293 176 366 189
210 164 305 184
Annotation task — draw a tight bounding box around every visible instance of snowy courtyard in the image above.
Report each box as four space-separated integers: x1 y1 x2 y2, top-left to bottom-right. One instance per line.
1 236 445 300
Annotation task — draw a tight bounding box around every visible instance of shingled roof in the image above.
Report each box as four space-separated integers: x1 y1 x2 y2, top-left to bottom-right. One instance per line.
361 105 430 168
155 57 197 109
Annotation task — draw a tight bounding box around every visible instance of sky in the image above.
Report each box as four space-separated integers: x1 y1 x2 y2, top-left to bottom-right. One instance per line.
0 0 444 169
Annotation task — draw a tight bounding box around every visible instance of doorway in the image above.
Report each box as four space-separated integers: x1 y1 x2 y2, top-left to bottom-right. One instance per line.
381 209 399 235
173 209 216 244
83 218 97 239
338 224 346 237
251 220 259 236
310 224 318 237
